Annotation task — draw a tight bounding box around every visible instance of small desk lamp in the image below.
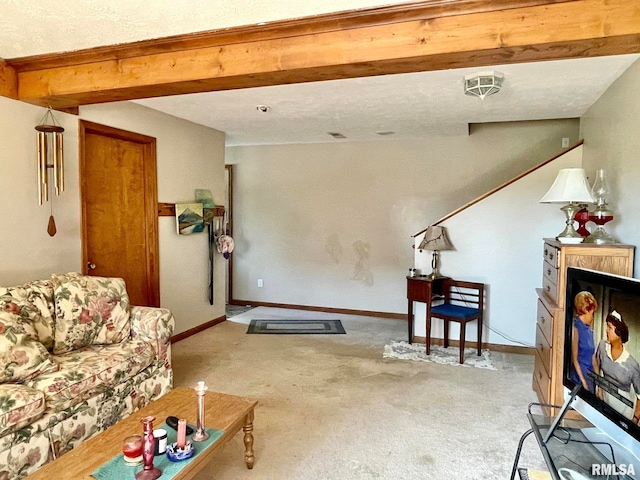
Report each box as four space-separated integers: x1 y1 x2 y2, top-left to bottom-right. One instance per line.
540 168 595 244
418 225 454 280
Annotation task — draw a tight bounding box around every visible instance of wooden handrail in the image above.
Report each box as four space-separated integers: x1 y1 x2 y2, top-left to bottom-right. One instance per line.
412 139 584 238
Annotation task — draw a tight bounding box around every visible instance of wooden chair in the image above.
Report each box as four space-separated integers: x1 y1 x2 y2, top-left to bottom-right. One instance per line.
426 279 484 364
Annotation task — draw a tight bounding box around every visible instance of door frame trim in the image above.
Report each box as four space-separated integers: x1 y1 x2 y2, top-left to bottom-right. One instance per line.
79 119 160 306
225 164 234 303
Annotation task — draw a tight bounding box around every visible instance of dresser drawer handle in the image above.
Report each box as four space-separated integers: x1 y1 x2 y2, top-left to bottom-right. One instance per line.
549 253 554 261
540 316 545 324
547 268 551 276
538 370 543 379
546 285 551 292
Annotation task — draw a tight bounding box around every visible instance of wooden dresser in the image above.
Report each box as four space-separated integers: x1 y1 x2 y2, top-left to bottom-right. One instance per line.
533 238 635 407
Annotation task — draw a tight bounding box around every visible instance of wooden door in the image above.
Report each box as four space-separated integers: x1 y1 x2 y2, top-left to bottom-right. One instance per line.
79 120 160 307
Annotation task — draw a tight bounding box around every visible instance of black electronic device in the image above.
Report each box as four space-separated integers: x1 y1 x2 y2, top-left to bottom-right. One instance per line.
563 267 640 476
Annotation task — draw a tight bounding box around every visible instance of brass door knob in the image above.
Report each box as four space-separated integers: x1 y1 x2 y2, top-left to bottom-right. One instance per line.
87 262 96 270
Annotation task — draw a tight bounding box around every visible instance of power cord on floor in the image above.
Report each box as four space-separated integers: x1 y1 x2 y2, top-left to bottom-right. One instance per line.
485 324 534 348
450 285 535 348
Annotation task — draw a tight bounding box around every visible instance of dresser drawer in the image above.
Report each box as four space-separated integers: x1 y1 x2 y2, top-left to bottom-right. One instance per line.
542 260 558 287
533 349 551 401
543 243 559 268
542 274 558 306
535 323 552 377
536 299 553 347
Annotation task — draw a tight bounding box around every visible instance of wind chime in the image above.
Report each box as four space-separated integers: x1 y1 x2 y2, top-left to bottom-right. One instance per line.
35 107 65 236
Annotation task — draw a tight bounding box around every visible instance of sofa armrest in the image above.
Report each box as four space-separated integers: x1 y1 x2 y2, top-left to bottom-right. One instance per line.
130 306 175 365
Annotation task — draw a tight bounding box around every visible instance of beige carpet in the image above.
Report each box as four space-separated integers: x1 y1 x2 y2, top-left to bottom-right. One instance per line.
171 307 547 479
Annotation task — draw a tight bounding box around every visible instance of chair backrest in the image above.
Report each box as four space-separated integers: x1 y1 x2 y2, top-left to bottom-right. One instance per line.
440 279 484 311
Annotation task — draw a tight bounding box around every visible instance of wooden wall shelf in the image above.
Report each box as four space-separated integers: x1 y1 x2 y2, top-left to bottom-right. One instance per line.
158 202 225 217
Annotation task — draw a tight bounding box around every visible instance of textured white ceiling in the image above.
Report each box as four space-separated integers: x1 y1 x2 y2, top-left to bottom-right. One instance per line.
2 0 639 146
134 55 640 145
0 0 415 58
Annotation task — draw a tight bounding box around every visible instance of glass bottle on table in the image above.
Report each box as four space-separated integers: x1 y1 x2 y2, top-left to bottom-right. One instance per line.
136 416 161 480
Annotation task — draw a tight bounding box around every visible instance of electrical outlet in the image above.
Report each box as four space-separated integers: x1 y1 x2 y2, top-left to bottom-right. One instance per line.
562 137 570 148
258 279 263 288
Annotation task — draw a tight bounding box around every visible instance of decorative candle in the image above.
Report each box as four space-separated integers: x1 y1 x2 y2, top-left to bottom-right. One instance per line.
123 435 143 465
193 380 210 442
153 428 168 456
177 419 187 449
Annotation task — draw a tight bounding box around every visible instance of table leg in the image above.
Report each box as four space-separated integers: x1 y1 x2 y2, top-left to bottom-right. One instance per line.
510 428 533 480
426 315 431 355
243 410 255 469
408 300 413 344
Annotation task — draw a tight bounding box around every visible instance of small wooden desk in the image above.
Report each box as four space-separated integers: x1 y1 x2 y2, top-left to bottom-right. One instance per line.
406 275 447 343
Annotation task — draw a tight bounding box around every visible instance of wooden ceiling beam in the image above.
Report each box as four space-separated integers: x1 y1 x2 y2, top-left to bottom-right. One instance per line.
0 60 17 99
6 0 640 109
4 0 566 72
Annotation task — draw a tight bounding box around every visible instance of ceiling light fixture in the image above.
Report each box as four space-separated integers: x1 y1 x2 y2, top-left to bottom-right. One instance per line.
464 71 504 100
256 105 271 113
376 131 395 136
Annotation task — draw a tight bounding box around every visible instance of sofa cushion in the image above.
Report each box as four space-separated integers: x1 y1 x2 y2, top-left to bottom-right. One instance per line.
0 384 46 437
23 279 56 351
0 281 55 351
0 311 59 383
52 274 131 355
25 339 154 411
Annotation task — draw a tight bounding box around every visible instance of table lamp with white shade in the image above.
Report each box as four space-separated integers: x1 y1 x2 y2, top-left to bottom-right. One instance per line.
540 168 595 244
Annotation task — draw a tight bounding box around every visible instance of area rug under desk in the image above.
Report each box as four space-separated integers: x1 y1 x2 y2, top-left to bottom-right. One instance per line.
247 319 346 334
383 340 496 370
92 424 224 480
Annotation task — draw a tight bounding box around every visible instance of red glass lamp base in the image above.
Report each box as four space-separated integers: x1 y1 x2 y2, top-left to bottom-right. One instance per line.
584 212 615 244
589 215 614 226
574 208 590 237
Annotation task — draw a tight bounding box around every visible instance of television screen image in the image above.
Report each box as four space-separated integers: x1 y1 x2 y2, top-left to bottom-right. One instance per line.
563 267 640 474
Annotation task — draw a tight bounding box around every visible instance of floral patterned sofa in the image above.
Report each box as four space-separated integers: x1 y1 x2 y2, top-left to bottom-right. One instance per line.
0 273 174 479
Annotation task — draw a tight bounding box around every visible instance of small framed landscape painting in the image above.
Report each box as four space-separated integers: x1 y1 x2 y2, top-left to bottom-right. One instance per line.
194 189 215 208
175 203 205 235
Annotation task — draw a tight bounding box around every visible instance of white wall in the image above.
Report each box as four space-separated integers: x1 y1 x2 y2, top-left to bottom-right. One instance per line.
0 98 226 335
580 58 640 275
226 119 579 318
0 97 80 281
414 147 582 347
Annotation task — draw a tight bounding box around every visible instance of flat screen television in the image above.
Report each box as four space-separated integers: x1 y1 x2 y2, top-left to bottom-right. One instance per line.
563 267 640 475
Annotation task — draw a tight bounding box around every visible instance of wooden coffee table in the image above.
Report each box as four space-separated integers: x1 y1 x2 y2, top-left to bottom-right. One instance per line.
26 387 258 479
